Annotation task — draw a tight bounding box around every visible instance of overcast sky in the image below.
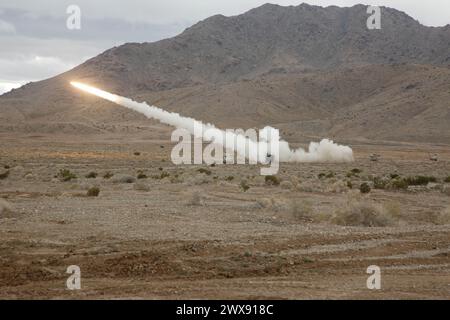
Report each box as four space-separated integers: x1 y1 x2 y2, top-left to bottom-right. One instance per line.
1 0 449 94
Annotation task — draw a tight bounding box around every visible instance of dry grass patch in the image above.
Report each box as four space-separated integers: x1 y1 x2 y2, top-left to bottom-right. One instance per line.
290 199 314 221
331 195 396 227
112 174 136 184
86 187 100 197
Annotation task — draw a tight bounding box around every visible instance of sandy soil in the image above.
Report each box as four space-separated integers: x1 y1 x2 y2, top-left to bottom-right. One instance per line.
0 134 449 299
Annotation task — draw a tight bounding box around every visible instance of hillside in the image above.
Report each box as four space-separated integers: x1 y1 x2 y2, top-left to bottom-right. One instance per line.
1 3 449 143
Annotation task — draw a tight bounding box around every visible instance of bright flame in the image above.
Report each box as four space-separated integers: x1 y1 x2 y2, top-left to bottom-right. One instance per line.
70 81 119 103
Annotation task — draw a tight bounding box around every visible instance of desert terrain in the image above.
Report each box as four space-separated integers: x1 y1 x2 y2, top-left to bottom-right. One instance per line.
1 132 449 299
1 3 450 300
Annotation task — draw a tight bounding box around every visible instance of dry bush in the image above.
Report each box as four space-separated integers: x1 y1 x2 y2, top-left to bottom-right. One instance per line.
197 168 212 176
86 187 100 197
137 172 148 179
332 196 394 227
0 170 10 180
290 199 314 221
103 172 114 179
280 181 293 190
240 180 250 192
296 181 322 193
134 182 150 192
325 180 348 193
85 172 98 179
0 198 12 215
388 178 409 190
405 176 437 186
359 183 371 194
112 174 136 184
265 175 280 186
57 169 77 182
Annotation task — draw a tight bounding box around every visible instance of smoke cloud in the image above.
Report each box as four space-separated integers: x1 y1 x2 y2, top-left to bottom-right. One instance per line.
70 81 353 163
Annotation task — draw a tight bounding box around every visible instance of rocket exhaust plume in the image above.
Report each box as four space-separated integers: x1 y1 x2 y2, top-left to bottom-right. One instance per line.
70 81 353 163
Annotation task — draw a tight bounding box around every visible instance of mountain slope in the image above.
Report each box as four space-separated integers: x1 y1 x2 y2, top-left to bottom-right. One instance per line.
1 3 449 143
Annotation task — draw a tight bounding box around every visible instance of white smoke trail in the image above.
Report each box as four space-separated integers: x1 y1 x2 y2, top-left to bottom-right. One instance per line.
70 81 353 163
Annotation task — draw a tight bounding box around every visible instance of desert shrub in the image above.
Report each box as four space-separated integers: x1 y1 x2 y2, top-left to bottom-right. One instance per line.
158 167 163 171
326 180 348 193
265 175 280 186
290 200 313 220
133 152 141 156
359 183 371 194
4 165 10 169
347 181 353 189
137 172 148 179
188 191 203 206
318 171 335 179
0 198 12 214
85 172 98 179
225 176 234 181
58 169 77 182
112 174 136 184
103 172 114 179
297 181 322 193
389 178 408 190
444 176 450 183
170 176 183 183
390 173 400 179
351 168 362 174
332 200 393 227
134 182 150 192
405 176 437 186
280 181 293 190
197 168 212 175
0 170 10 180
373 177 387 189
160 171 170 179
86 187 100 197
240 180 250 192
